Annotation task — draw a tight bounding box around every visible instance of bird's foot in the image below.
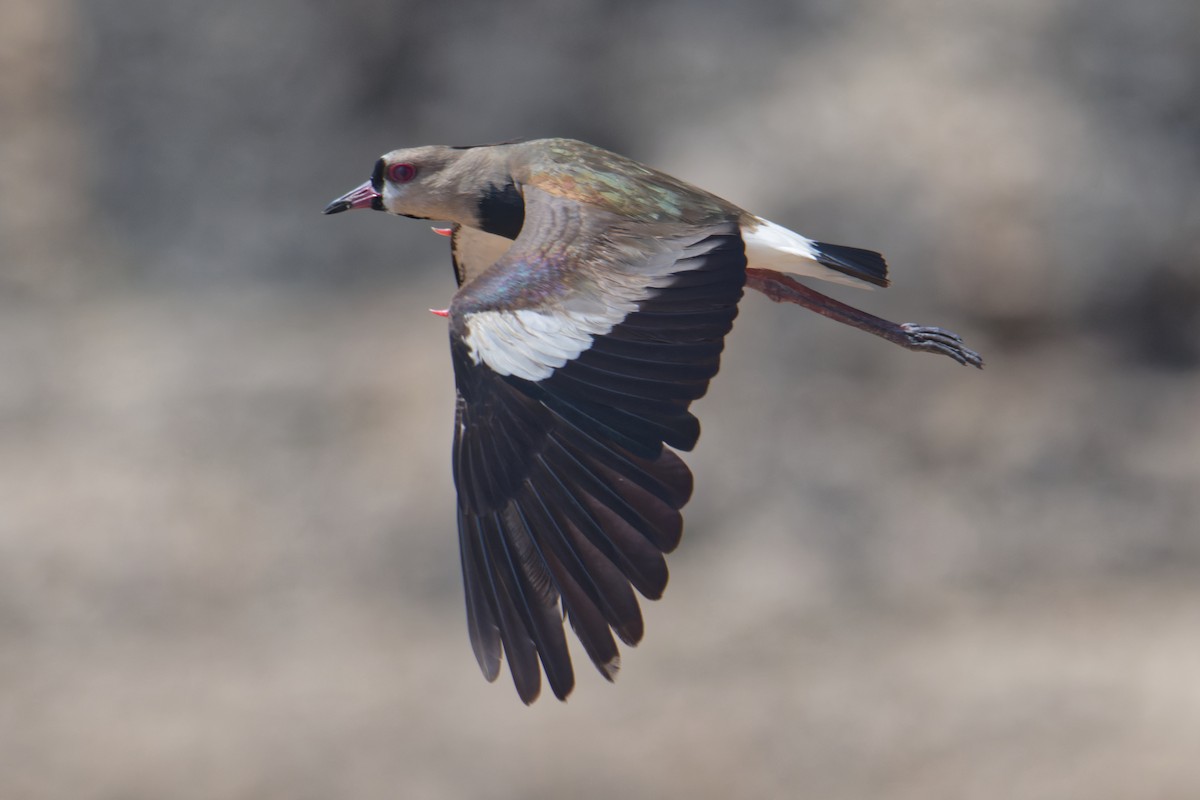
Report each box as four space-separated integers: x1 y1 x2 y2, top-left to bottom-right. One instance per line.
899 323 984 368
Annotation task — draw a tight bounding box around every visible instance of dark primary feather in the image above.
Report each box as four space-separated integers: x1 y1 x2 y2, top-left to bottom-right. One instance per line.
451 353 705 700
447 191 745 702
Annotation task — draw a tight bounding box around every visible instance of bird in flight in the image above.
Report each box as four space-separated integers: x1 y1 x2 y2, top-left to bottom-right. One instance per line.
325 137 982 703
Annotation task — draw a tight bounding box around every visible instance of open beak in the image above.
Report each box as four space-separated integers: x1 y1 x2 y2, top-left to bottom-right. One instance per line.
323 180 382 214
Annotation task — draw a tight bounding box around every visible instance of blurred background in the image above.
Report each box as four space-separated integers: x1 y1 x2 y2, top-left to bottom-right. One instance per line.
2 1 1199 797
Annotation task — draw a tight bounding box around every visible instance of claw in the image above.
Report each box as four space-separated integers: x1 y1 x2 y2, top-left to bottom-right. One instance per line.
900 323 984 368
744 268 983 368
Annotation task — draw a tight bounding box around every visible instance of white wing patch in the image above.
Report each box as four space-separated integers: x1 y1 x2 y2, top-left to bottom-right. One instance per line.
743 216 874 289
463 306 636 381
459 223 736 381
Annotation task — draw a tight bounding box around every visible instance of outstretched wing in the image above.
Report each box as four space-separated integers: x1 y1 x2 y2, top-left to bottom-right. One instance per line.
447 187 746 702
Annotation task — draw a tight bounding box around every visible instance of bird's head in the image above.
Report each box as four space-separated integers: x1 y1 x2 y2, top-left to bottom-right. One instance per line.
324 145 516 230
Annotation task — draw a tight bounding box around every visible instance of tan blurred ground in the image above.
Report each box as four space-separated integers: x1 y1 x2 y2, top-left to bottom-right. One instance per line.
2 286 1198 799
2 2 1199 798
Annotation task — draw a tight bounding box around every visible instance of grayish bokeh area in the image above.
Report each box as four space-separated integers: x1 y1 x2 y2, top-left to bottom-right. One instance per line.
3 1 1199 797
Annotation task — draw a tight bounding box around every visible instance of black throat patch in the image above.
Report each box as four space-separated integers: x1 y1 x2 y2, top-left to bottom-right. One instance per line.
476 181 525 240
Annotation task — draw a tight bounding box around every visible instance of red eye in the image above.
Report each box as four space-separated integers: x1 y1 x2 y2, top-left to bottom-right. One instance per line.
387 162 417 183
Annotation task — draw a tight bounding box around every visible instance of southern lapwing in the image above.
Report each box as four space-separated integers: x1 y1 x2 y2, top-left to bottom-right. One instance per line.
325 137 982 703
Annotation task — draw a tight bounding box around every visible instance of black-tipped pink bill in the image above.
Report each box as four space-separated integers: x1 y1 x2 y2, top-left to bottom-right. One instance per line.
323 180 382 214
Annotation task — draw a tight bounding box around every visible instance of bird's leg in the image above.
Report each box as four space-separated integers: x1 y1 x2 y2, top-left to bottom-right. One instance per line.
745 267 984 368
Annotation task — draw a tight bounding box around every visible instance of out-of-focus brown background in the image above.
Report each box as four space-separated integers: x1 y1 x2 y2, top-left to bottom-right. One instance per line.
3 1 1199 797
